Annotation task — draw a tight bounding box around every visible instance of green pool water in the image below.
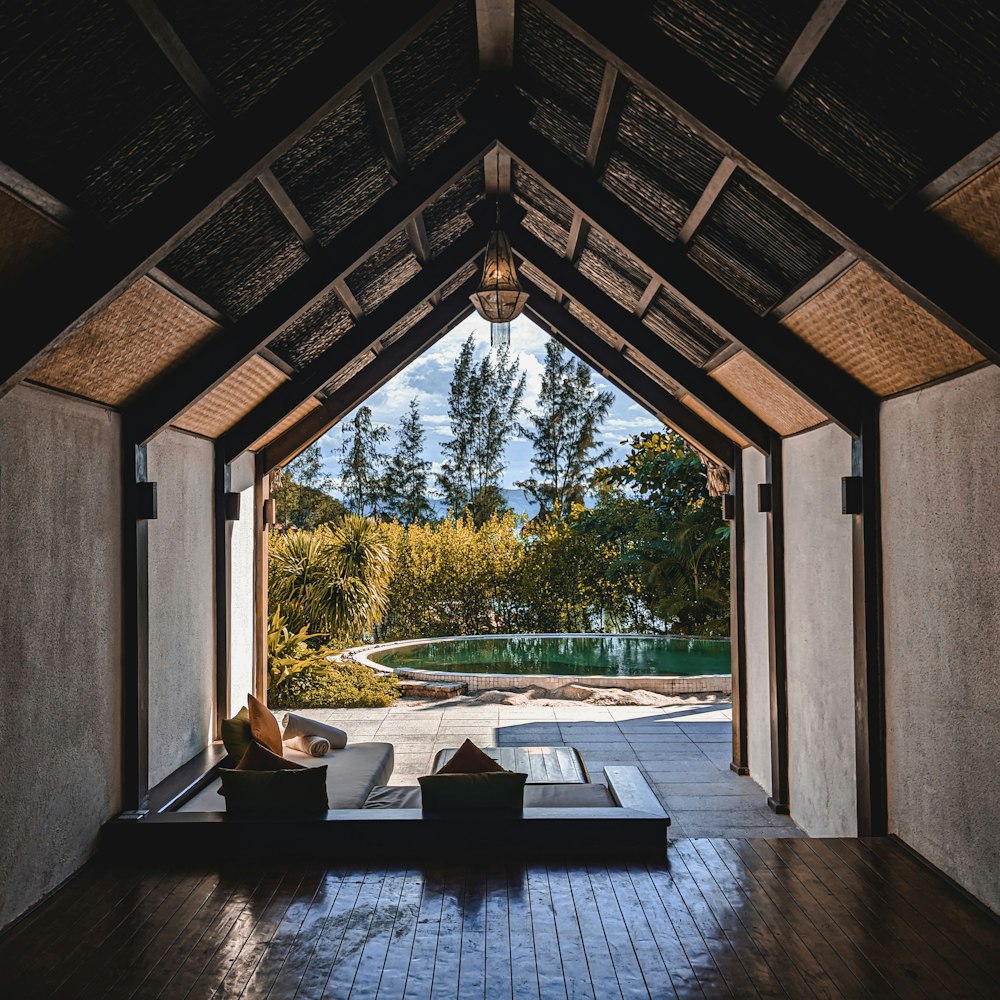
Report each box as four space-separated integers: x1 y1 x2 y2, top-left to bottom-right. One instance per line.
370 635 731 677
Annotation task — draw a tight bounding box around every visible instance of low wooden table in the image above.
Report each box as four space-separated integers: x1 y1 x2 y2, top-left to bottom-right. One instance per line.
432 746 590 783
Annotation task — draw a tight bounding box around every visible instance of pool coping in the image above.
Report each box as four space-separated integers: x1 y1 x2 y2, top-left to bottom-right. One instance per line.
341 633 732 696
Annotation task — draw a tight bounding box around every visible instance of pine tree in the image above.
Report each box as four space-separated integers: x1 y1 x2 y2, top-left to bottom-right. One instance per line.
271 443 345 530
437 333 526 525
337 406 389 517
383 398 434 525
515 340 614 518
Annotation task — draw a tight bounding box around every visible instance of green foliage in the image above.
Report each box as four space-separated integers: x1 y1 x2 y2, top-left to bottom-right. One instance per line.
272 444 346 531
267 609 399 709
595 431 730 636
382 399 434 525
436 334 526 525
268 513 393 640
338 406 390 517
515 341 614 518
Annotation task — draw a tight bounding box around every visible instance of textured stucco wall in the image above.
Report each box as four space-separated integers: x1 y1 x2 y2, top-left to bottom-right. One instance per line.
882 365 1000 914
783 425 857 835
229 453 256 713
742 447 772 792
146 430 215 786
0 385 121 930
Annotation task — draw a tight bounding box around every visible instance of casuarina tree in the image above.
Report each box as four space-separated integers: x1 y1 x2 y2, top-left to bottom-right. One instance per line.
383 398 434 525
338 406 389 517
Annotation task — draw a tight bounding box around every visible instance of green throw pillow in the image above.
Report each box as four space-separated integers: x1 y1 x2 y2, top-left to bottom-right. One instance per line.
219 765 329 813
221 706 252 762
418 771 527 811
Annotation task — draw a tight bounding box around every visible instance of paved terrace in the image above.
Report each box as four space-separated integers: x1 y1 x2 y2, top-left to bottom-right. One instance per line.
298 697 801 839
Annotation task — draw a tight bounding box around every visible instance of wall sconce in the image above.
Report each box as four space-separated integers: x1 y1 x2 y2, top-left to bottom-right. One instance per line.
841 476 863 515
757 483 773 513
224 491 241 521
721 494 736 520
262 499 276 527
136 482 158 521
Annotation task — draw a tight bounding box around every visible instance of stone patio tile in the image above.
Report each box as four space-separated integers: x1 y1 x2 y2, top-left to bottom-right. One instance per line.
624 732 698 742
377 718 442 732
673 807 797 828
663 795 767 812
654 781 763 798
672 823 803 839
606 706 674 719
644 765 730 784
325 709 391 720
685 732 732 743
676 721 733 732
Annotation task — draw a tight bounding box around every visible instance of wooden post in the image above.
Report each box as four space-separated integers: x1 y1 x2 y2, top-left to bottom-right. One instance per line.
729 448 750 775
765 434 790 813
851 410 888 836
213 447 232 736
121 437 151 813
254 453 271 702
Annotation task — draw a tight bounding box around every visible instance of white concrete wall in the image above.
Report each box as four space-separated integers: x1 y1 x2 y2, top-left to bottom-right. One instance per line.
783 425 857 836
882 365 1000 914
742 447 772 792
229 452 256 714
146 429 215 786
0 385 121 930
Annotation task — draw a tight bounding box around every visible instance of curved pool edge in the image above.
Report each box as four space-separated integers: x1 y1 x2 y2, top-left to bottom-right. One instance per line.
341 634 732 696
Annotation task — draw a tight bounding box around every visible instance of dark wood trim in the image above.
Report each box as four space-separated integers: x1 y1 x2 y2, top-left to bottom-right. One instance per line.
533 0 1000 367
525 292 736 468
126 126 493 445
362 70 410 177
851 412 888 836
120 437 150 814
212 448 231 740
586 64 629 178
476 0 516 74
261 293 476 471
221 226 485 462
913 132 1000 207
729 449 750 775
147 745 228 814
677 159 736 248
634 277 659 318
511 222 774 452
764 434 790 814
253 453 269 700
768 250 856 320
493 121 874 431
0 1 452 401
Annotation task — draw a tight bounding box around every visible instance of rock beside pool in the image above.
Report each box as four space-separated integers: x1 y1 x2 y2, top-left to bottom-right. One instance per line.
474 687 548 705
471 684 727 707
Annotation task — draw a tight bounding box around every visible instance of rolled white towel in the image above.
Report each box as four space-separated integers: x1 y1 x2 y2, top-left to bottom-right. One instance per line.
285 734 331 757
282 712 348 749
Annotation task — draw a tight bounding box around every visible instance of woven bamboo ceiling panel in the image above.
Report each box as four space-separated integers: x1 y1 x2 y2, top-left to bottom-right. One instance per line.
248 395 323 454
172 354 287 438
0 191 71 290
678 392 750 449
781 262 984 396
710 351 825 436
930 159 1000 265
29 278 219 407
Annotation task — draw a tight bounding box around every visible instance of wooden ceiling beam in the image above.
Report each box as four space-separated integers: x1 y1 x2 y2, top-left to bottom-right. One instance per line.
476 0 516 75
496 118 875 433
0 1 450 400
525 290 736 469
262 293 475 471
124 124 493 445
511 223 773 452
535 0 1000 365
220 226 486 461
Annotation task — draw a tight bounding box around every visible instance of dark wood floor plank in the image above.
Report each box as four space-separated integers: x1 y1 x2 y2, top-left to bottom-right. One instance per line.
505 864 540 1000
484 864 513 1000
374 869 425 1000
585 864 655 999
845 838 1000 972
429 866 465 1000
349 867 408 998
564 864 626 1000
400 867 445 1000
800 839 984 999
683 840 821 999
458 867 488 1000
705 841 848 1000
634 863 729 997
728 840 891 999
525 865 569 1000
548 863 601 1000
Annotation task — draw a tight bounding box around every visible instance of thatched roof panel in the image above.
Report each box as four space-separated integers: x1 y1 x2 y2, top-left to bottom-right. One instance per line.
576 228 650 312
0 190 72 289
513 165 574 254
268 288 354 371
678 392 750 448
424 166 482 258
347 231 421 313
249 396 323 453
642 287 726 364
439 260 480 299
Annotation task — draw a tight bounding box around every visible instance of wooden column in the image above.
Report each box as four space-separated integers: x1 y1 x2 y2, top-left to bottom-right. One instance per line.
728 448 750 775
254 453 271 702
850 409 888 836
213 447 232 737
764 434 790 813
121 437 151 813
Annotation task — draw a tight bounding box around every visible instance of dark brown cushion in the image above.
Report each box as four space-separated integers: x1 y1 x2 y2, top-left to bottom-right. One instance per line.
219 766 329 812
419 771 527 811
248 693 283 756
237 740 305 772
437 739 505 774
220 707 252 761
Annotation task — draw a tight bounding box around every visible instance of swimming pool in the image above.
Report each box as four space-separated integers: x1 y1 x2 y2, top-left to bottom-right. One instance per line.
368 634 731 677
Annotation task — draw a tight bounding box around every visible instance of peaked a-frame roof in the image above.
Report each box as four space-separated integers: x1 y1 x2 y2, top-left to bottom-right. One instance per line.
2 0 999 469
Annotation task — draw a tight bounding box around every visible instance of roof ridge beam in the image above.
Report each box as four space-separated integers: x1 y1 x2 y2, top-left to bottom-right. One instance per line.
510 221 772 451
0 0 453 400
495 117 874 433
219 225 487 461
524 289 736 469
124 124 494 444
262 291 475 471
533 0 1000 365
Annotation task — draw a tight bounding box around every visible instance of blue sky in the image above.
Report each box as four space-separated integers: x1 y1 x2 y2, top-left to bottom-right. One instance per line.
317 312 661 492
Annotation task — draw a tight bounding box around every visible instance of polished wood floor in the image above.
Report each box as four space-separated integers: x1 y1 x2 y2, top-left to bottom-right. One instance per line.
2 838 998 999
